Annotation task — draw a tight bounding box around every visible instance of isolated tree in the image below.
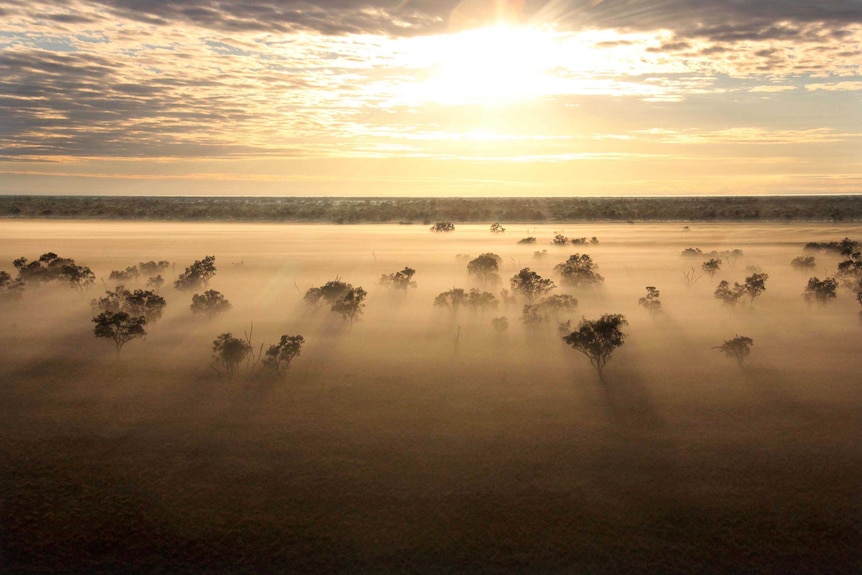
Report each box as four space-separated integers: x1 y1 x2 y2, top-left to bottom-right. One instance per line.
191 289 232 318
533 249 547 259
510 268 555 302
517 237 536 244
638 286 662 314
434 288 467 314
379 267 417 291
14 253 95 290
562 314 628 377
331 287 367 322
489 222 505 233
92 285 166 323
174 255 216 291
430 221 455 232
714 335 753 367
701 258 722 277
263 335 305 378
744 272 769 302
92 311 147 354
109 266 140 282
211 332 252 378
681 266 702 287
0 271 25 300
467 253 502 284
521 294 578 326
552 234 569 246
790 255 816 271
803 276 838 304
681 248 703 257
463 288 498 312
714 280 747 307
554 254 604 287
304 279 351 307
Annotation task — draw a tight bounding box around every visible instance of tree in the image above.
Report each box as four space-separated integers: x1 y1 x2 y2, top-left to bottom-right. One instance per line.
837 251 862 290
467 253 501 284
790 255 816 271
109 266 140 282
379 267 417 291
211 332 252 378
517 237 536 244
701 258 722 277
552 234 569 246
93 311 147 354
138 260 171 275
744 272 768 302
463 288 498 312
682 266 702 287
714 280 747 307
0 270 25 301
510 268 555 302
434 288 467 314
554 254 604 287
92 285 166 323
304 279 351 307
430 222 455 232
146 274 165 292
191 289 232 318
714 335 753 367
490 222 505 233
638 286 662 314
491 316 509 334
263 335 305 378
331 287 367 322
520 294 578 326
803 276 838 304
562 314 628 377
174 255 216 291
13 252 94 290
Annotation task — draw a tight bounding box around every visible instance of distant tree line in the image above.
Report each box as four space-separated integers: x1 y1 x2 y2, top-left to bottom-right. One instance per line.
2 195 861 223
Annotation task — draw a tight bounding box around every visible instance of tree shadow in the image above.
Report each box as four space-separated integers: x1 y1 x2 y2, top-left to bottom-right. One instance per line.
594 365 665 434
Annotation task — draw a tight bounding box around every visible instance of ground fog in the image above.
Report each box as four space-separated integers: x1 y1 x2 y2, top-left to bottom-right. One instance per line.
1 220 861 574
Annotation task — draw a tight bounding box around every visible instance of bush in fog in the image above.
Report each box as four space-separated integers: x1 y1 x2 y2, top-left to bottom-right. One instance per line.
13 252 95 290
552 234 569 246
701 258 722 277
638 286 662 314
714 335 753 367
510 268 555 302
434 288 466 314
681 247 703 257
92 311 147 354
490 222 505 233
836 251 861 290
533 249 547 259
0 270 25 300
263 335 305 378
138 260 171 275
714 280 746 307
554 254 604 287
174 255 216 291
562 314 628 377
517 237 536 244
92 285 166 323
191 289 232 318
331 287 367 322
464 289 498 312
520 294 578 326
211 332 252 379
790 256 816 271
430 222 454 232
491 316 508 333
146 275 165 292
744 272 769 302
467 253 502 285
379 267 417 291
804 238 859 254
803 277 838 304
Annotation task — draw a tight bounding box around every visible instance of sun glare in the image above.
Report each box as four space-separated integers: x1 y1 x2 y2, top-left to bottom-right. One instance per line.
399 25 566 106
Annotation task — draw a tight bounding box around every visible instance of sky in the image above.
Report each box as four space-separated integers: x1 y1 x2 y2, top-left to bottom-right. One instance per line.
0 0 860 197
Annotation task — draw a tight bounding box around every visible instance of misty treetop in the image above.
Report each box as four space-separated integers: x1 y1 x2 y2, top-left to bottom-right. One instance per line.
92 285 166 323
13 252 95 291
379 267 417 291
510 268 555 302
191 290 232 319
562 314 628 377
715 335 754 367
93 311 147 354
554 254 604 287
174 256 217 291
304 279 367 322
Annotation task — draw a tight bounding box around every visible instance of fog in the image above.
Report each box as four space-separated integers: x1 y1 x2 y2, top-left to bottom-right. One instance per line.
2 220 861 573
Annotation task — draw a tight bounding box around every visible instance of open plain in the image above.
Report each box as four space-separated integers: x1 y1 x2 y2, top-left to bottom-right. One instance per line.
1 220 861 574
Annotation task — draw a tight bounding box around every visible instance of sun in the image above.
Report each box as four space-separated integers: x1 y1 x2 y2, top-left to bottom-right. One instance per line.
399 25 566 106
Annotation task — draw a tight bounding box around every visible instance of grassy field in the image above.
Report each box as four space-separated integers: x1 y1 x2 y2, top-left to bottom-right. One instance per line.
1 220 861 573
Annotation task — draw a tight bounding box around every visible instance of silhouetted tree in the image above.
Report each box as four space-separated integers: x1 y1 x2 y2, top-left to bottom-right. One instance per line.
434 288 467 314
109 266 140 282
93 285 167 323
803 276 838 304
467 253 501 285
837 250 862 290
638 286 662 314
146 275 165 292
0 271 24 300
790 255 816 271
430 222 455 232
331 287 367 322
744 272 769 302
93 311 147 354
14 252 94 290
552 234 569 246
191 289 232 318
463 288 498 312
263 335 305 378
379 267 417 291
554 254 604 287
490 222 505 233
714 280 747 307
510 268 555 302
212 332 251 378
701 258 722 277
681 248 703 257
714 335 753 366
138 260 172 275
521 294 578 326
562 314 628 377
174 255 216 291
491 316 509 334
517 237 536 244
304 279 351 307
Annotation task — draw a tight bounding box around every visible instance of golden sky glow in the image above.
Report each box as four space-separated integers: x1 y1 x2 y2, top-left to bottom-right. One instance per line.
0 0 860 196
